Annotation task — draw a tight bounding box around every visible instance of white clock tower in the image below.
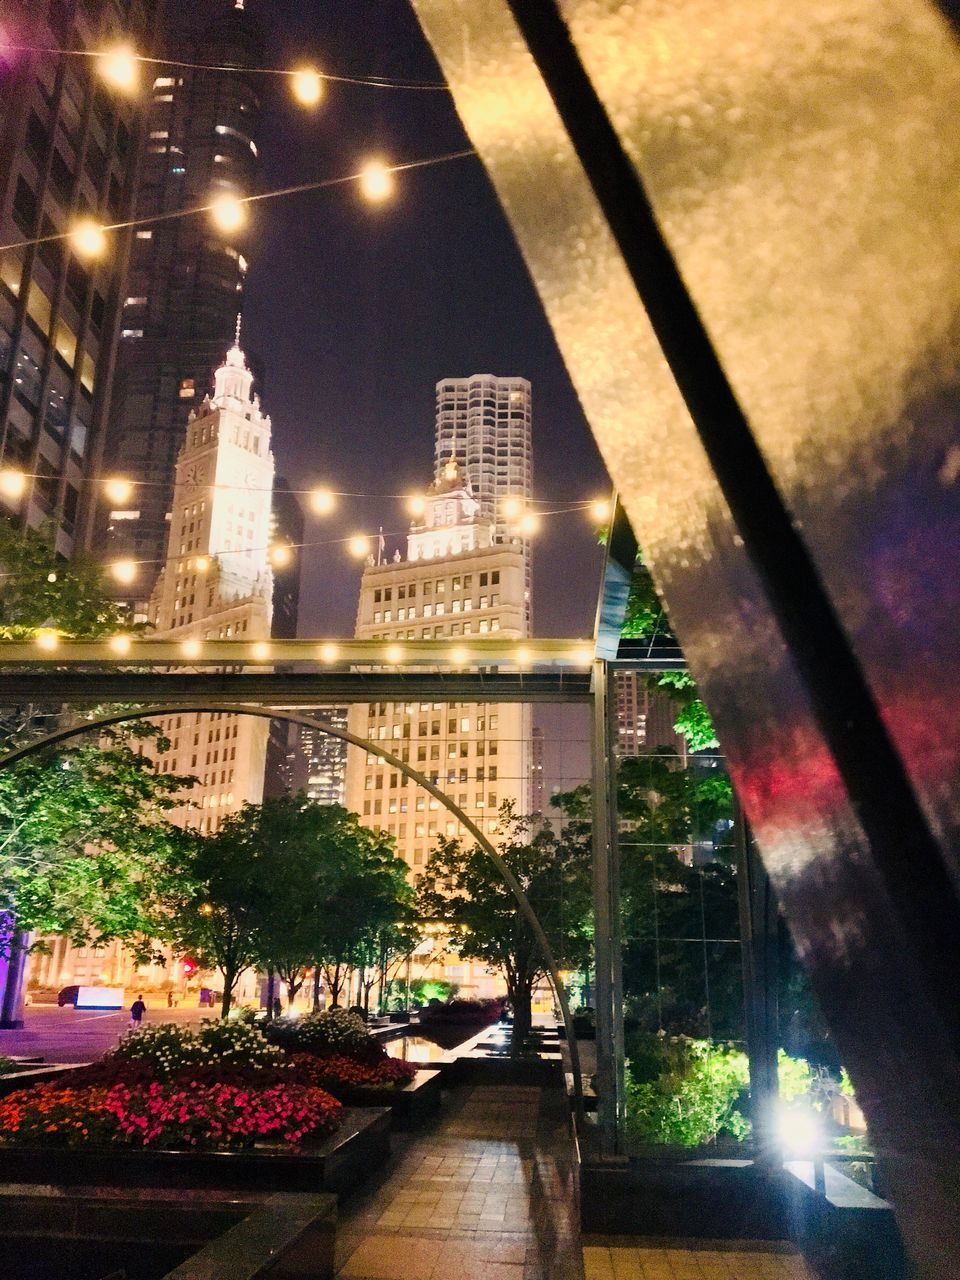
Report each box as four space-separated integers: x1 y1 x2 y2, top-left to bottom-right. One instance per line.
147 335 276 832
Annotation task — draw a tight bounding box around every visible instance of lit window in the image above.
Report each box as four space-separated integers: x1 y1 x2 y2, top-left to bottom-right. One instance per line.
136 230 152 239
153 77 175 89
124 296 147 307
154 94 173 103
120 328 143 339
149 130 169 139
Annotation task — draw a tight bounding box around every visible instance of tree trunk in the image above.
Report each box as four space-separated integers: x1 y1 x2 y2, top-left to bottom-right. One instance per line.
266 968 275 1019
220 964 236 1019
312 968 321 1012
510 980 533 1057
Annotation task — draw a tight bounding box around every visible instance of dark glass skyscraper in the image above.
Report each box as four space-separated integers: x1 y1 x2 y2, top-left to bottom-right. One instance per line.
105 1 264 614
0 0 159 558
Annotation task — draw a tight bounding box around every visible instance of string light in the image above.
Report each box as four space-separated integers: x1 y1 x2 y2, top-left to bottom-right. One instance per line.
0 468 26 500
573 646 595 666
518 512 541 536
359 159 394 203
319 643 339 663
269 544 293 568
590 498 611 523
35 629 59 652
407 494 426 517
348 534 371 559
104 476 134 505
209 193 247 234
194 556 210 574
501 496 523 521
69 219 108 260
46 572 57 584
110 559 137 585
385 644 404 663
250 641 271 660
451 646 468 666
309 487 336 515
291 66 324 106
515 647 531 666
108 634 132 656
97 44 140 93
181 639 203 660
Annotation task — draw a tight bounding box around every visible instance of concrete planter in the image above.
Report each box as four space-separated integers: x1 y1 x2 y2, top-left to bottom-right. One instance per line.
0 1106 390 1197
329 1068 443 1128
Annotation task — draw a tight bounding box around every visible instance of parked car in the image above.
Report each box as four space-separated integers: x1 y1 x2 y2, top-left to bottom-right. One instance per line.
57 985 80 1007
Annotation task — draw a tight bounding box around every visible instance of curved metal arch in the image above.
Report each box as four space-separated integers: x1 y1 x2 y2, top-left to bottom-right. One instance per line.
0 703 584 1120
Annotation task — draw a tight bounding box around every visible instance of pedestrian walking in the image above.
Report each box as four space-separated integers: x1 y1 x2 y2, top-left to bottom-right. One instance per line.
129 994 146 1029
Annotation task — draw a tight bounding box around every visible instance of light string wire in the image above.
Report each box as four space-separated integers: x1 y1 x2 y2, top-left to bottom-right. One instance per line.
1 44 450 91
0 148 477 255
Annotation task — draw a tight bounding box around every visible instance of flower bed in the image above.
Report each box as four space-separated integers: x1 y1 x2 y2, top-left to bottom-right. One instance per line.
292 1052 416 1093
418 997 506 1027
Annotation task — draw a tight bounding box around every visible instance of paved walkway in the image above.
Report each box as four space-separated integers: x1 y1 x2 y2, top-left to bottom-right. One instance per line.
334 1084 583 1280
583 1240 812 1279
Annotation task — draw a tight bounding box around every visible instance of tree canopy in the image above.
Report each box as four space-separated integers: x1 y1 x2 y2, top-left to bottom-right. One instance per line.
416 807 592 1052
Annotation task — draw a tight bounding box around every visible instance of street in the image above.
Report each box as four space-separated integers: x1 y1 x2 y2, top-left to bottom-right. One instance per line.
1 1004 210 1064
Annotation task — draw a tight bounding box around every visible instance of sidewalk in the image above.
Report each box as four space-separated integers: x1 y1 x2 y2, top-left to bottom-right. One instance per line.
334 1083 583 1280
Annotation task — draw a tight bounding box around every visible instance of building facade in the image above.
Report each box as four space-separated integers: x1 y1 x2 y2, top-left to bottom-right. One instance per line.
296 708 350 806
146 336 274 832
433 374 532 624
613 668 688 762
263 476 303 797
345 461 531 879
104 1 265 616
0 0 159 557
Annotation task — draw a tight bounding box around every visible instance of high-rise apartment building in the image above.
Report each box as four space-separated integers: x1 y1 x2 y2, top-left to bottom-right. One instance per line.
263 476 303 797
296 709 350 806
0 0 159 556
105 1 264 613
345 461 531 878
613 669 688 762
146 336 274 831
434 375 532 624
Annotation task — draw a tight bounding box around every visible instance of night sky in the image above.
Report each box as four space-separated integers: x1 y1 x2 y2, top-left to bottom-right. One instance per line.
236 0 609 638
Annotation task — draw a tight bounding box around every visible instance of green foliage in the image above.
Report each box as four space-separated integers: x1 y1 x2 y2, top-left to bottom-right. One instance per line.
778 1049 815 1102
624 1032 750 1147
416 807 592 1051
839 1067 855 1098
0 731 197 954
0 1056 15 1076
0 520 128 641
109 1019 284 1078
266 1008 370 1057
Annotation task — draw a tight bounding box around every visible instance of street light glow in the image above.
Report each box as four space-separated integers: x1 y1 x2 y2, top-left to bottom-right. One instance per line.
319 643 339 663
250 641 271 660
385 644 404 664
359 159 395 203
0 468 27 500
310 487 336 515
110 558 137 585
69 219 108 260
104 475 134 505
777 1106 822 1156
209 193 247 234
291 66 324 106
590 498 611 523
108 634 132 655
515 647 531 666
97 44 140 93
407 494 426 517
348 534 371 559
270 543 293 568
451 646 468 666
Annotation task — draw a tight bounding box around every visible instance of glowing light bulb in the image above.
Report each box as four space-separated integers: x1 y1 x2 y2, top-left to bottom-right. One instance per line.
209 193 247 234
108 634 132 656
0 468 27 500
348 534 371 559
250 641 271 661
501 496 523 521
104 475 134 505
46 572 57 584
110 558 137 585
407 494 426 518
35 629 59 652
515 647 531 666
319 643 338 663
385 644 403 664
199 901 213 916
777 1105 822 1156
270 544 292 568
518 512 540 536
310 487 335 515
359 159 394 203
194 556 210 574
181 638 202 660
97 44 139 93
573 646 594 666
69 219 108 260
291 66 324 106
590 498 611 523
451 647 468 666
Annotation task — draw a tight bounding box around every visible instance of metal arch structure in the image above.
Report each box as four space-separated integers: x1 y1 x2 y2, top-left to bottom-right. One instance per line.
0 701 586 1123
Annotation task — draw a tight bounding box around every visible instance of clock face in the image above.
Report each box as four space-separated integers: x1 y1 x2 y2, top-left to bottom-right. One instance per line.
185 463 205 485
243 472 258 487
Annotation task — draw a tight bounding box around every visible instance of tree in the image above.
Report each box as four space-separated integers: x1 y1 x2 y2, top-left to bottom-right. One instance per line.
153 798 413 1018
557 751 743 1038
0 728 196 958
417 807 592 1053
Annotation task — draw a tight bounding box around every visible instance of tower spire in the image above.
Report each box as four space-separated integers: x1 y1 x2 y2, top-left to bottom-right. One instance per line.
234 312 242 348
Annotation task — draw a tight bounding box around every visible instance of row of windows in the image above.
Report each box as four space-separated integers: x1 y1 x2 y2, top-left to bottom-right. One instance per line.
367 618 503 639
365 767 498 789
367 703 499 725
372 594 501 623
372 570 499 603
